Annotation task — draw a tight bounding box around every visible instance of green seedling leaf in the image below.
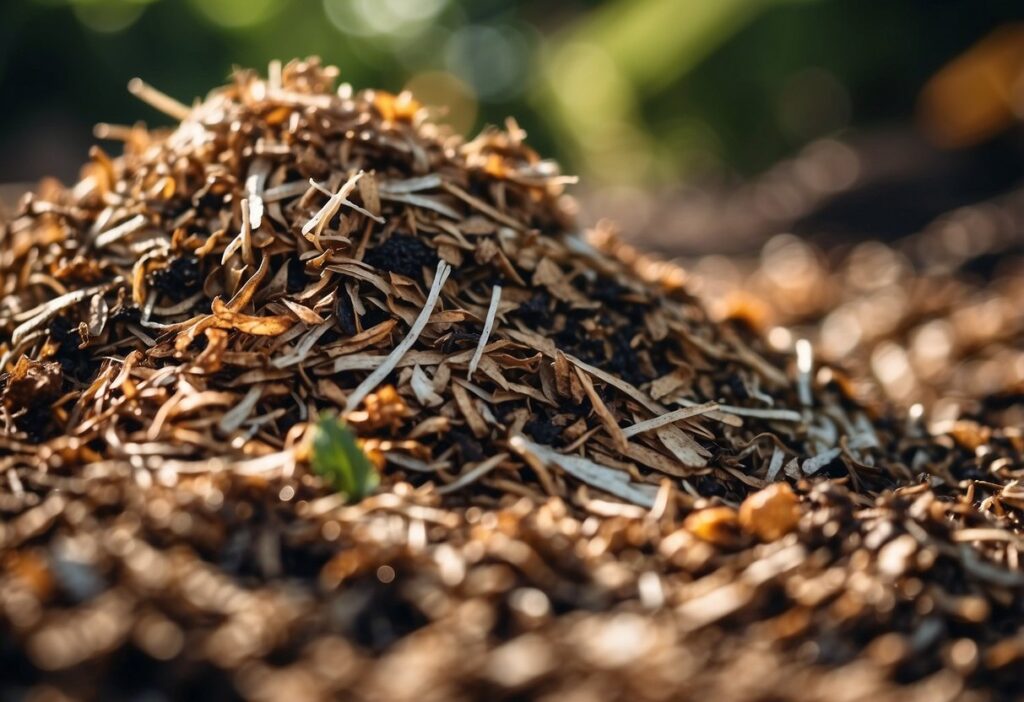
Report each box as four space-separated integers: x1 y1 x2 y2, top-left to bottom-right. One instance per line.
311 414 379 501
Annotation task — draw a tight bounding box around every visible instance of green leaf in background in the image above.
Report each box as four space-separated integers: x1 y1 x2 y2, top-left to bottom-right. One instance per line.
311 414 379 501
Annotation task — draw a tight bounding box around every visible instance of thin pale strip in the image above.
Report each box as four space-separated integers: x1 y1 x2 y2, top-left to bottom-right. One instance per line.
378 174 443 194
324 263 393 295
765 446 785 481
673 398 743 427
714 403 803 423
245 159 269 229
622 402 720 438
302 172 361 237
11 285 108 345
321 320 397 358
262 181 310 202
385 452 442 473
451 377 502 405
94 214 148 248
563 352 707 465
796 338 814 407
239 198 254 263
263 312 312 353
268 89 334 109
316 351 444 375
344 260 451 412
565 353 662 414
438 453 508 495
272 320 334 369
655 425 709 466
505 381 558 406
127 78 191 121
442 181 524 230
281 298 326 325
379 192 461 219
468 285 502 378
124 327 156 349
220 200 254 266
152 291 205 317
218 385 263 434
168 390 238 417
581 496 649 520
268 59 282 91
802 447 842 475
510 435 657 508
303 172 385 237
247 191 264 230
723 465 768 490
410 365 444 407
615 440 694 478
164 451 294 476
506 170 581 187
140 294 158 325
93 123 135 141
221 207 247 265
677 582 753 632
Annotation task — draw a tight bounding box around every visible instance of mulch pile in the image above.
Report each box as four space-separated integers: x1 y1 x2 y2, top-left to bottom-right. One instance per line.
1 59 1022 701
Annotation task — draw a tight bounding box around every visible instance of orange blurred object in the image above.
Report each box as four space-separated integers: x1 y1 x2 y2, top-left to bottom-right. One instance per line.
918 24 1024 148
738 483 801 542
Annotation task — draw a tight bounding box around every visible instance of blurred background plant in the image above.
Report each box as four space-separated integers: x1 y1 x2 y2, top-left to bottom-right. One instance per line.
3 1 1023 197
4 0 1024 416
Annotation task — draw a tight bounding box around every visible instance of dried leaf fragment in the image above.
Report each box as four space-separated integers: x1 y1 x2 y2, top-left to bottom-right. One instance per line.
210 298 294 336
738 483 801 542
684 506 741 546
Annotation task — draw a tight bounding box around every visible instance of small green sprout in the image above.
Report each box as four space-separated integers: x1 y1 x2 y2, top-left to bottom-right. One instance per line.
311 414 379 501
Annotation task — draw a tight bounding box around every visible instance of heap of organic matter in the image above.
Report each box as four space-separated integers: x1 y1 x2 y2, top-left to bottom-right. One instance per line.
1 59 1022 701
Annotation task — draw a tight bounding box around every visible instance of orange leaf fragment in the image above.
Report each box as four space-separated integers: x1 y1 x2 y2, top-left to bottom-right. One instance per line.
684 506 740 546
739 483 801 542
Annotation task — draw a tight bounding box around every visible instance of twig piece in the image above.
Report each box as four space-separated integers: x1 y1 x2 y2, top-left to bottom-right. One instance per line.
344 260 452 412
127 78 191 121
468 285 502 379
623 402 720 438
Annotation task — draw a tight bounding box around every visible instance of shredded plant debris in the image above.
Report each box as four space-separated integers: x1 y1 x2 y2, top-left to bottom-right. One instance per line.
1 58 1023 701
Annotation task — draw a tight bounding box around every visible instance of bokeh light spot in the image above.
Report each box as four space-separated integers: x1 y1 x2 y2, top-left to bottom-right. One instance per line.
324 0 446 38
445 25 528 101
72 0 147 33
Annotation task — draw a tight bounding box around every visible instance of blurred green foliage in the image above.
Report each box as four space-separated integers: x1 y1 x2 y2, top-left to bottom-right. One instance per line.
0 0 1021 184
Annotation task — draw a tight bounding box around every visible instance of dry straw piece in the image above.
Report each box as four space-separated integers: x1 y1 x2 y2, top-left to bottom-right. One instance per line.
1 59 1023 700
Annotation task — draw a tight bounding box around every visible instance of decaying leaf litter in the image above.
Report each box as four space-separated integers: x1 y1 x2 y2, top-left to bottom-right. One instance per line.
0 59 1022 700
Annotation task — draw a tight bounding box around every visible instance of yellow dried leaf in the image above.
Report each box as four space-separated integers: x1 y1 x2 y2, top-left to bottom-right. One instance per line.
211 298 294 336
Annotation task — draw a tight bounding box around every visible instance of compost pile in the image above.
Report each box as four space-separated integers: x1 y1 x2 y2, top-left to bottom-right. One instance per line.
1 59 1023 701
